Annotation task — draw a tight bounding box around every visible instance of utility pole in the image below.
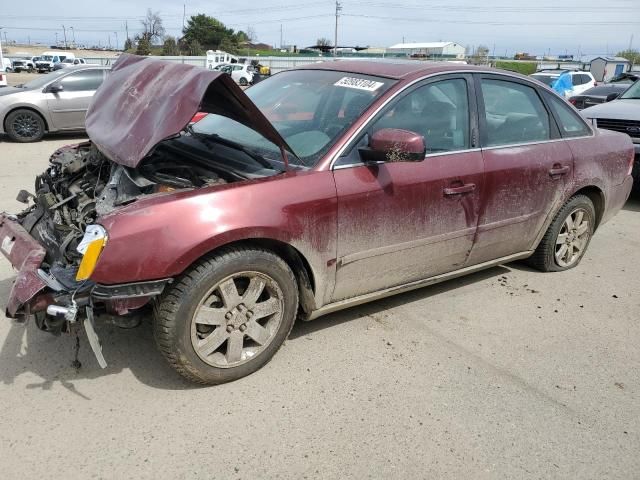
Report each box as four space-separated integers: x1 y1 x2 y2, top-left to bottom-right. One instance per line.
183 4 186 31
114 32 119 50
108 34 111 49
0 28 4 73
55 32 59 46
280 24 283 49
62 25 68 49
70 27 75 47
125 21 129 43
630 34 634 50
334 1 341 57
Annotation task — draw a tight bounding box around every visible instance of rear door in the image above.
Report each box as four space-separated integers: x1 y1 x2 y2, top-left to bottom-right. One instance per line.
331 75 484 301
46 69 106 130
468 74 574 265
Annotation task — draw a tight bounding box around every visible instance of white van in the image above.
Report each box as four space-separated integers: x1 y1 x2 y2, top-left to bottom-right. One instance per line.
206 50 238 70
35 51 76 73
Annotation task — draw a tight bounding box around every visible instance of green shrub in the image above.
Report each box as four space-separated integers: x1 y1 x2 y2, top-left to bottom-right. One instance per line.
494 61 537 76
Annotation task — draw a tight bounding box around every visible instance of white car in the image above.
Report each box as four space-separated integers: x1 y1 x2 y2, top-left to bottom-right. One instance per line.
530 70 597 97
53 58 87 71
229 64 254 86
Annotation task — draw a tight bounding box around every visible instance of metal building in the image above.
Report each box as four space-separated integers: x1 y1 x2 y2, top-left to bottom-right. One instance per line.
387 42 466 59
589 56 631 82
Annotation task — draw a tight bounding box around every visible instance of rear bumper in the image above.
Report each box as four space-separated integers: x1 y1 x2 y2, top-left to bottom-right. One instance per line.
0 214 47 317
602 175 633 225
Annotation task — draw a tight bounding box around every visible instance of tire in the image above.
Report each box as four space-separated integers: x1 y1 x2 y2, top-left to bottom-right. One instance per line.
154 246 299 385
239 77 248 86
5 109 45 143
527 194 596 272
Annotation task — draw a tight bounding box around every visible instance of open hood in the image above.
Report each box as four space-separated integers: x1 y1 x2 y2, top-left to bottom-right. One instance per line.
86 54 290 168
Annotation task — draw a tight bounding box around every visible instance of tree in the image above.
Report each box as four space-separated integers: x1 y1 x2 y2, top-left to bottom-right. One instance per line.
182 14 237 51
141 9 165 44
187 39 204 56
162 36 179 56
124 37 133 51
135 34 152 55
316 37 332 47
616 49 640 66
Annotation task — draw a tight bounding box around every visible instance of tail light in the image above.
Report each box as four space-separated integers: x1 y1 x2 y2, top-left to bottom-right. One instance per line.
628 151 635 177
568 97 577 105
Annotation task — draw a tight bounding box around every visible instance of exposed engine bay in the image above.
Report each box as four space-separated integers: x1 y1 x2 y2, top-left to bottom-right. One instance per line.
17 140 237 269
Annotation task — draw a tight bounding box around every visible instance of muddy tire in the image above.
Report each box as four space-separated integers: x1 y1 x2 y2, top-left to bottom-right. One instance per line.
153 246 298 385
5 109 45 142
527 195 595 272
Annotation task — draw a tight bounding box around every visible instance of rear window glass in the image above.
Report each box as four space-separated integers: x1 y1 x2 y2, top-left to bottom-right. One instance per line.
544 93 591 138
531 74 556 86
481 78 550 146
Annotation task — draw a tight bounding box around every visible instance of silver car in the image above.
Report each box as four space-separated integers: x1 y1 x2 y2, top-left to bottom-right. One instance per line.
0 66 108 142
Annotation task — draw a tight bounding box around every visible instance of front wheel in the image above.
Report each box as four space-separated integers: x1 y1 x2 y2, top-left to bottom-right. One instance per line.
154 247 299 384
527 195 595 272
239 77 248 86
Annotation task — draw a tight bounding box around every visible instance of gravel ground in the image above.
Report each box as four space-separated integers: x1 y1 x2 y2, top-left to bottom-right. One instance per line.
0 137 638 479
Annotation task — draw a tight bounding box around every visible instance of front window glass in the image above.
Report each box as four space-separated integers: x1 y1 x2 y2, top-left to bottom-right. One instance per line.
42 55 54 61
372 78 470 153
21 69 69 89
620 81 640 99
60 69 105 91
193 69 396 166
481 78 550 146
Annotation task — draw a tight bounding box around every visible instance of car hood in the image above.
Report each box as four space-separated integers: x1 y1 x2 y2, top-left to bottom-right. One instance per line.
582 99 640 121
0 87 25 97
85 54 290 168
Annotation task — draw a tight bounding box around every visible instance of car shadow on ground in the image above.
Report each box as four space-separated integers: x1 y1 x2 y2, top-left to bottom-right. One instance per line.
0 265 511 391
0 132 88 143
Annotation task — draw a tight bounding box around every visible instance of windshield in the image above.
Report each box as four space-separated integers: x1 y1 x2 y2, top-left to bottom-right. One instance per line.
193 69 396 166
41 55 54 61
531 74 557 86
21 69 69 89
620 81 640 99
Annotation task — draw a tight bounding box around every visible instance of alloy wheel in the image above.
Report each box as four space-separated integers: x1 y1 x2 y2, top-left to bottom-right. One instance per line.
12 113 40 139
555 207 591 268
191 271 284 368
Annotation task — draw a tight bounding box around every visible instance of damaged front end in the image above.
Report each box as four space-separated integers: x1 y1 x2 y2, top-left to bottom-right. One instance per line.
0 142 177 365
1 54 296 368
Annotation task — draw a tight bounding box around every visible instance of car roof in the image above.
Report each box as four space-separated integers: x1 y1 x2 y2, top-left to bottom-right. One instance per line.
296 59 502 80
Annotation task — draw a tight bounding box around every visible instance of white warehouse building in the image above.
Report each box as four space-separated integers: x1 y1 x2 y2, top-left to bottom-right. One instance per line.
387 42 466 59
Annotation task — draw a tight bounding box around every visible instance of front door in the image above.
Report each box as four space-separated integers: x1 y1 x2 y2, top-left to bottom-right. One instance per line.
46 69 105 130
331 75 484 301
467 75 573 265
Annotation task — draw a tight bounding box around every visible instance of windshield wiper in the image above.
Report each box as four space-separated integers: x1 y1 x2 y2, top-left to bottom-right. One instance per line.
187 127 279 171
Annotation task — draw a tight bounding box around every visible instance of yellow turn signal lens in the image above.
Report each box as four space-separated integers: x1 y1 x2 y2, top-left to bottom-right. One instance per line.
76 238 107 281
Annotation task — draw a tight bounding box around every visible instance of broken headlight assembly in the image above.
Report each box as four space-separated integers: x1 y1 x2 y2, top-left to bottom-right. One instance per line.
75 224 108 281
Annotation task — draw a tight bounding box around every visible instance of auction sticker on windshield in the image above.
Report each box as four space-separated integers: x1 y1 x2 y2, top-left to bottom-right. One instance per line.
334 77 384 92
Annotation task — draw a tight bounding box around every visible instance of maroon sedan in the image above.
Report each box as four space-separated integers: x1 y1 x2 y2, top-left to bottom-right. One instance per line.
0 54 634 384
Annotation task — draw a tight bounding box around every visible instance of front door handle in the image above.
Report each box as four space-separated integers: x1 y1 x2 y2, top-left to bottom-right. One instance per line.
444 183 476 195
549 165 570 177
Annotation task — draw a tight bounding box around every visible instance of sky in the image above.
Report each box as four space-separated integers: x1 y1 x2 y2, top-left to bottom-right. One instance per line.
1 0 638 57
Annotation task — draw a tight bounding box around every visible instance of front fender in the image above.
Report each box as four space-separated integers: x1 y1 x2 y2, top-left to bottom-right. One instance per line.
90 170 338 306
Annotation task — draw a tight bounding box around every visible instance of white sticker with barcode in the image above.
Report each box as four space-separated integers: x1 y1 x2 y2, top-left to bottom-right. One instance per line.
334 77 384 92
1 235 15 255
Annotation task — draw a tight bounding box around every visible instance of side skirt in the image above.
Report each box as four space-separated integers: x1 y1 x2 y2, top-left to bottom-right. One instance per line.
305 251 532 321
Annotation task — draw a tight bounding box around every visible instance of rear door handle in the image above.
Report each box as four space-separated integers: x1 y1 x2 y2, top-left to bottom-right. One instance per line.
444 183 476 195
549 165 570 177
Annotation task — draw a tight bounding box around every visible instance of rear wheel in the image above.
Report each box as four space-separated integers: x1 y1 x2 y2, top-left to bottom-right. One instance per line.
154 247 298 384
527 195 595 272
239 77 248 86
5 109 45 142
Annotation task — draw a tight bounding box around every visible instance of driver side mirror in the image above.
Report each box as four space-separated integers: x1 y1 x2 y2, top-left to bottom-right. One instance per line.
47 83 64 93
358 128 426 163
605 92 620 102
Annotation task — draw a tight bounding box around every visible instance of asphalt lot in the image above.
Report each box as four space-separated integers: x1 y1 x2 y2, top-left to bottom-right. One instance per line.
0 136 639 479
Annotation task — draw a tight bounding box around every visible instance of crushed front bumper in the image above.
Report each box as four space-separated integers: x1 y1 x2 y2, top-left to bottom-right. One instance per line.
0 214 47 317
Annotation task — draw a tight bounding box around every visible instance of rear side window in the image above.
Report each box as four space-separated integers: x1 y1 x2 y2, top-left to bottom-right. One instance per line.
60 69 105 92
544 93 591 138
480 78 550 147
572 74 591 86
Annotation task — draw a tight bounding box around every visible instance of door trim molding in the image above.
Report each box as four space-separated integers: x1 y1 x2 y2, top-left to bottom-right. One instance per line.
339 227 476 266
307 251 532 320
